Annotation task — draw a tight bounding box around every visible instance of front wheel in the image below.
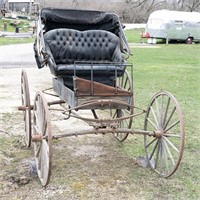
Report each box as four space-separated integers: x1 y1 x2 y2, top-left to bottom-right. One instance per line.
33 91 52 186
21 70 32 147
144 91 184 177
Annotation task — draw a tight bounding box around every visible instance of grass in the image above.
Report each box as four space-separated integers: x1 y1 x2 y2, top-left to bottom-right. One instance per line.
0 18 31 32
125 28 145 43
0 37 34 45
0 17 34 45
0 28 200 199
120 29 200 199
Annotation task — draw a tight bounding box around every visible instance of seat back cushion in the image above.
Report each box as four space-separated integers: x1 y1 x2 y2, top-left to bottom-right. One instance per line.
44 28 123 64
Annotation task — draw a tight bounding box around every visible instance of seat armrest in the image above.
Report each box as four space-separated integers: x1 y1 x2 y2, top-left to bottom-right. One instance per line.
45 44 58 76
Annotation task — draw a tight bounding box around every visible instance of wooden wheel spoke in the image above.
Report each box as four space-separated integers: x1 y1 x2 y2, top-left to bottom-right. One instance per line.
21 91 25 104
40 144 45 179
159 140 164 173
163 133 181 138
163 140 170 174
146 137 157 148
163 139 176 166
35 100 40 123
37 98 45 132
35 143 42 157
25 111 29 129
150 106 159 128
120 76 124 88
38 97 44 123
155 97 161 127
123 77 128 89
147 117 158 130
164 120 180 133
162 97 171 128
38 147 42 170
42 121 47 135
161 95 164 118
149 139 159 160
163 136 179 153
33 113 41 133
154 140 160 169
41 141 49 179
112 110 117 119
21 80 25 98
33 125 41 135
123 119 129 127
164 106 176 130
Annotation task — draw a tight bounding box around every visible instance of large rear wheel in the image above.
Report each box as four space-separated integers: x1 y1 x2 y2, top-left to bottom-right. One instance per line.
144 91 184 177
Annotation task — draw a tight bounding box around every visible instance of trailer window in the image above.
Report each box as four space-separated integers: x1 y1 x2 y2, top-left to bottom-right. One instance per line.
150 18 163 26
175 20 183 26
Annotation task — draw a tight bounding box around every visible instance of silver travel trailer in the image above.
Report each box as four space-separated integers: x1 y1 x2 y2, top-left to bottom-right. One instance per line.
144 10 200 44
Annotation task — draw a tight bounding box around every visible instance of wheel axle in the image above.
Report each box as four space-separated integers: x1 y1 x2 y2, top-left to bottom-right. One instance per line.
32 135 43 142
18 105 34 111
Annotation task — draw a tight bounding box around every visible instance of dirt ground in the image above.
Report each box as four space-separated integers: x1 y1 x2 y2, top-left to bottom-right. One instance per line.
0 67 149 200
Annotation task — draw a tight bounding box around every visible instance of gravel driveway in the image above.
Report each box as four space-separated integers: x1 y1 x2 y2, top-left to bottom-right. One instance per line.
0 43 35 67
0 44 147 200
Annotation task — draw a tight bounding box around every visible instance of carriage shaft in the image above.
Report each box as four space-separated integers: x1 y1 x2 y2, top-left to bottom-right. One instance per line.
52 128 155 139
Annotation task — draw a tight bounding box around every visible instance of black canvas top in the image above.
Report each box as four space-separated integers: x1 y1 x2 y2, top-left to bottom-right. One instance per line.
40 8 120 34
34 8 130 69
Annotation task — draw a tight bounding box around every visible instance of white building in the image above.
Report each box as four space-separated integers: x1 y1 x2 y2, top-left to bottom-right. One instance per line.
8 0 34 13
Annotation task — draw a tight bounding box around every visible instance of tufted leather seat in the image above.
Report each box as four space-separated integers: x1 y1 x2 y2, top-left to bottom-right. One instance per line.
44 28 125 87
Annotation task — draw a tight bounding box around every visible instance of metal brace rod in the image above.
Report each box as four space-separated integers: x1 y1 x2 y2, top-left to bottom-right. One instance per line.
51 128 155 139
63 109 145 124
47 100 65 106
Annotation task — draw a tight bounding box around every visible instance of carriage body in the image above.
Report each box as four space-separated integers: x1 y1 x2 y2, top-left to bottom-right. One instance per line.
19 8 185 186
34 8 133 110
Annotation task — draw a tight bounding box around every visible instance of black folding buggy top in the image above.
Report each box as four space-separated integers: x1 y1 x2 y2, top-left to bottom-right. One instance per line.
19 8 184 186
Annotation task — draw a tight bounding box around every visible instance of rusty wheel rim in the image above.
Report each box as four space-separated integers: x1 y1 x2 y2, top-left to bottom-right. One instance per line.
144 91 184 177
21 70 32 147
111 109 132 142
33 91 52 186
112 70 134 142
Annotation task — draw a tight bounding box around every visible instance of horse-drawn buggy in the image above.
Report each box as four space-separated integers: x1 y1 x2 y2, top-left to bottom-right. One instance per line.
19 8 185 186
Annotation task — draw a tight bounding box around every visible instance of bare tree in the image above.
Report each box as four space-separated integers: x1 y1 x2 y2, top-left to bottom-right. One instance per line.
185 0 200 11
120 0 168 22
35 0 200 23
167 0 200 11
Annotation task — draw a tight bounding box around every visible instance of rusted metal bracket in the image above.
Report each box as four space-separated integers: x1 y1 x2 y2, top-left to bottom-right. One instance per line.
18 105 33 111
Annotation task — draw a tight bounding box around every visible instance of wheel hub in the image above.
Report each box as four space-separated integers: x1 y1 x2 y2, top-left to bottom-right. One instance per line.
154 130 163 138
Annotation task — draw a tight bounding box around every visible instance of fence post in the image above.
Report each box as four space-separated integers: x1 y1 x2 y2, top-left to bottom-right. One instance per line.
3 23 7 31
166 32 169 45
15 27 19 33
